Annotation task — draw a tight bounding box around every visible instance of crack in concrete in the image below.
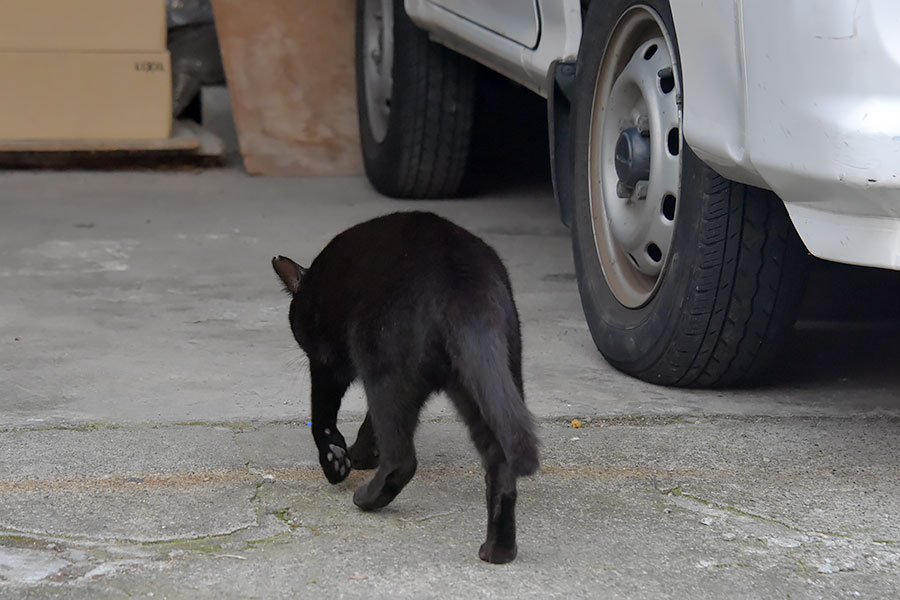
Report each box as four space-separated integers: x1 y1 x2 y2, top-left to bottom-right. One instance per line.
653 484 900 578
0 520 295 588
1 467 270 551
657 483 899 546
0 520 263 550
657 484 847 539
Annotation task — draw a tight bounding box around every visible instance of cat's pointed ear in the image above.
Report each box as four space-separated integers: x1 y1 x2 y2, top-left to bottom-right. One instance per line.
272 255 307 295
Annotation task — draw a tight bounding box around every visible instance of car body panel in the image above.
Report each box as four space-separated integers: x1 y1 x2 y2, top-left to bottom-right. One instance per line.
405 0 580 95
430 0 541 48
738 0 900 269
668 0 766 187
677 0 900 269
407 0 900 270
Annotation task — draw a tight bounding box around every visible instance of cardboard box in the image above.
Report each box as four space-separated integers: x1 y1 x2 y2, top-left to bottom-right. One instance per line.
0 51 172 140
0 0 166 52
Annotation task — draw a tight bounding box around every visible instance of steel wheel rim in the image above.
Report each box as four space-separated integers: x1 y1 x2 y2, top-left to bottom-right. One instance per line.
362 0 394 143
588 5 683 308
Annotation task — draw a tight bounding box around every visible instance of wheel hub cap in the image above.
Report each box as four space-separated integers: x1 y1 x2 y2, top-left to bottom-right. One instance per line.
587 7 683 308
614 126 651 191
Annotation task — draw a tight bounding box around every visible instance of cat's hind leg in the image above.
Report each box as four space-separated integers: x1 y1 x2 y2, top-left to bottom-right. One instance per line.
480 459 518 564
349 412 380 470
352 379 424 511
447 383 519 564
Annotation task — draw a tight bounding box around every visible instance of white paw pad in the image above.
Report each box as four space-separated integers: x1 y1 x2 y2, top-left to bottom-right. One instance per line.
328 443 350 474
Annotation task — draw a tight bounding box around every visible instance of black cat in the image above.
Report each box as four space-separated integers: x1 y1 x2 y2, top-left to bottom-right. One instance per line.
272 211 539 563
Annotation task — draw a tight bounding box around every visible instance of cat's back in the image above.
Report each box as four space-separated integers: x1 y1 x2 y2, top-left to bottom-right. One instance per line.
333 210 472 247
315 211 502 278
308 211 510 314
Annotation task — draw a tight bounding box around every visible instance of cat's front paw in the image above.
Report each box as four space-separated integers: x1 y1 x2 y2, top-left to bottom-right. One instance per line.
320 442 351 484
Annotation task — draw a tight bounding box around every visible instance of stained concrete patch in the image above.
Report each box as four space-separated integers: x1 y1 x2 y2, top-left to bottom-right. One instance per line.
2 419 899 598
0 546 70 585
0 427 259 543
0 540 146 592
0 481 259 543
0 426 252 481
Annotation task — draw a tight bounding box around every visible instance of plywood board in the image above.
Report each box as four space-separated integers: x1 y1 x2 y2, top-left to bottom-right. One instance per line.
212 0 363 176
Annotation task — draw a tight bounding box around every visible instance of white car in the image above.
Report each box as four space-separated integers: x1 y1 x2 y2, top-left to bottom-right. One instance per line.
353 0 900 386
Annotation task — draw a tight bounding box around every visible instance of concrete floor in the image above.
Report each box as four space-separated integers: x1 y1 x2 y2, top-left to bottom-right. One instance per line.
1 169 900 598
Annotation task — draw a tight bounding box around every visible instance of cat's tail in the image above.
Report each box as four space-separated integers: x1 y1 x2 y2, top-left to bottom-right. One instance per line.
450 315 539 477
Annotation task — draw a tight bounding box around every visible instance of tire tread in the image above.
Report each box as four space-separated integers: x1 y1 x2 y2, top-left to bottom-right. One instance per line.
357 0 475 199
643 171 807 387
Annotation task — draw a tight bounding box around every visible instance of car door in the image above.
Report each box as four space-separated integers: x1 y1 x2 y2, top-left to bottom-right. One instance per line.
430 0 540 48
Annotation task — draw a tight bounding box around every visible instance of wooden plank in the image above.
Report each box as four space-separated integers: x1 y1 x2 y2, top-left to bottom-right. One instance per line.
211 0 363 176
0 121 225 169
0 121 201 152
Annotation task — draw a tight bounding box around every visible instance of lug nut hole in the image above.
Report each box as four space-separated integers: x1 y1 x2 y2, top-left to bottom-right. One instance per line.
662 194 677 221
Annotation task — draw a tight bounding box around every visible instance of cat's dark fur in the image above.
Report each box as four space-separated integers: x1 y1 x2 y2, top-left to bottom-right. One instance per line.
272 211 539 563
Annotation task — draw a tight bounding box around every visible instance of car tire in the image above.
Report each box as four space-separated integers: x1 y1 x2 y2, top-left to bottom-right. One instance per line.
355 0 476 198
570 0 809 387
